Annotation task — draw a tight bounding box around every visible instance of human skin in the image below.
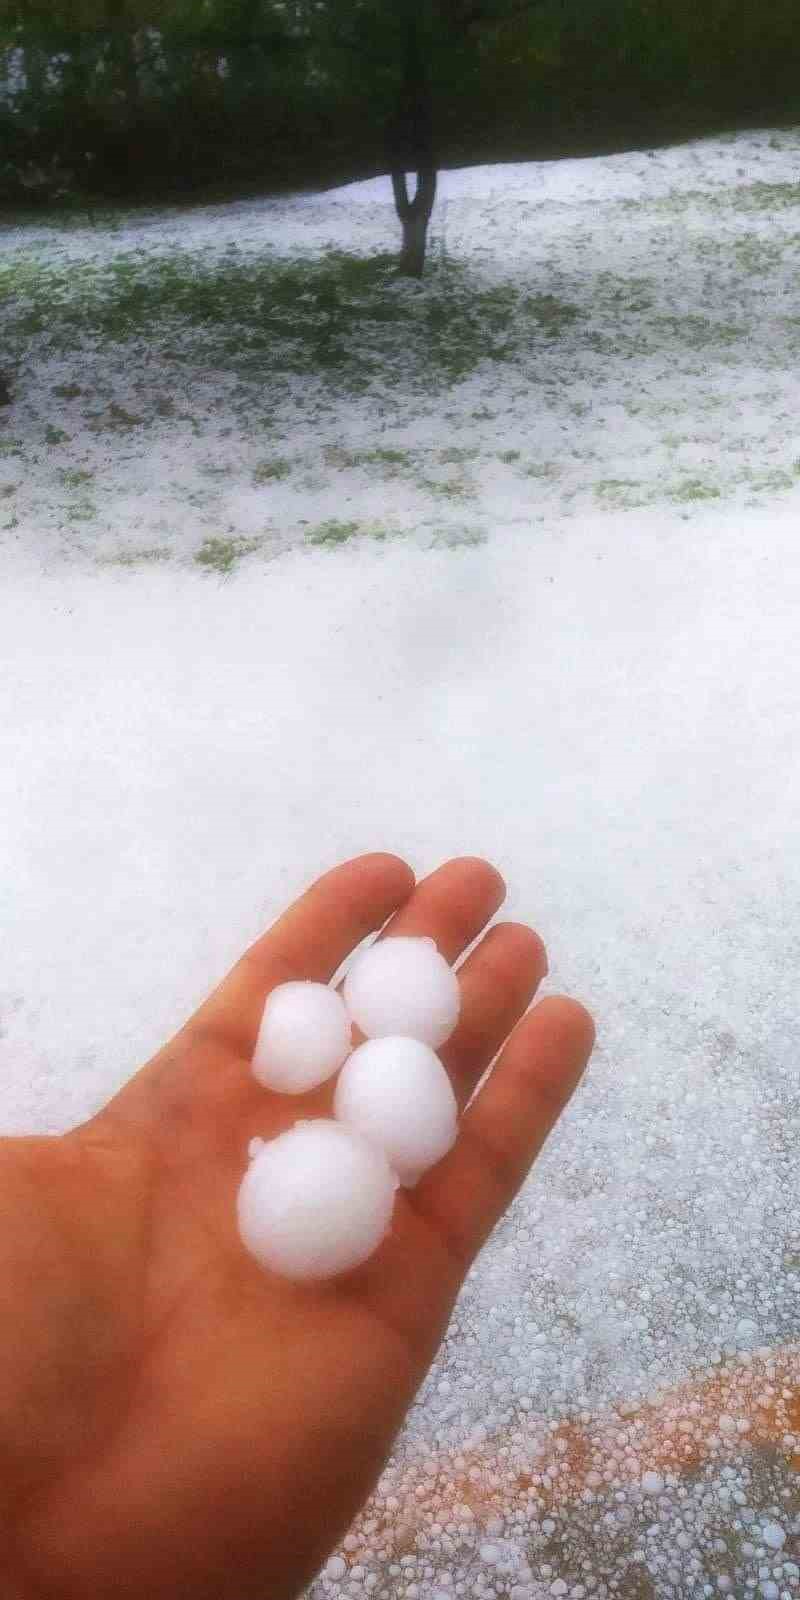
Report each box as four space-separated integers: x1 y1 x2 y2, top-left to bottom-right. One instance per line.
2 854 594 1600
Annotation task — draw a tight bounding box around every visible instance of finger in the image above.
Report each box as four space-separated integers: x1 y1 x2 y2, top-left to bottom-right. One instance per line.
179 852 416 1056
440 921 548 1110
375 856 506 964
413 996 595 1269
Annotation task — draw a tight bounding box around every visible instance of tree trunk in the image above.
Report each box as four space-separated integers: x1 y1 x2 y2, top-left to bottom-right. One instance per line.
399 212 429 277
392 166 437 278
386 12 437 277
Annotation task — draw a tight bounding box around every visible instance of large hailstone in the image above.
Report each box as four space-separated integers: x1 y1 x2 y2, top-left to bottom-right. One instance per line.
237 1120 397 1280
343 936 460 1049
251 981 351 1093
334 1036 458 1186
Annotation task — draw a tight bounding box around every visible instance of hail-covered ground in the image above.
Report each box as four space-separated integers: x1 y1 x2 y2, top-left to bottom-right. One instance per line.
3 127 800 1598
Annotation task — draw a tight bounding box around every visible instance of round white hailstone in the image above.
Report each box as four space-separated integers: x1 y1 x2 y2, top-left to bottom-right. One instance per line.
343 936 460 1049
251 982 351 1094
333 1036 458 1186
735 1317 759 1341
237 1120 397 1280
641 1471 664 1495
761 1521 786 1550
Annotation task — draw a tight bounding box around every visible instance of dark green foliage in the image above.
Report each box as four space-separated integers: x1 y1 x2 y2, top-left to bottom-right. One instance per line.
0 2 329 202
2 0 800 205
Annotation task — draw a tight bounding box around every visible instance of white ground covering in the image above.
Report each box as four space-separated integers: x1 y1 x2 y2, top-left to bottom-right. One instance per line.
2 127 800 1597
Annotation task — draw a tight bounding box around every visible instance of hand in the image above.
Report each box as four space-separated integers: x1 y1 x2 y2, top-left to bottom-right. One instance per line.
4 855 594 1600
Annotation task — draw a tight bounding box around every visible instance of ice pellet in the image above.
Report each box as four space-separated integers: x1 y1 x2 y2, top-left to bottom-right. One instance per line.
237 1119 397 1279
252 981 351 1093
334 1035 458 1185
343 936 460 1049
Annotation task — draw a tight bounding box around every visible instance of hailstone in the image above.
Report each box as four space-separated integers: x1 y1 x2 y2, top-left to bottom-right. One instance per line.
237 1120 397 1280
334 1035 458 1186
342 936 460 1049
251 981 351 1093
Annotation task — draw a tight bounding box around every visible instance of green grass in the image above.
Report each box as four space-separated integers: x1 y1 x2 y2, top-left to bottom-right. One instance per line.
322 446 364 470
253 456 290 484
597 273 656 316
108 401 143 429
434 525 486 548
437 445 477 465
593 476 651 508
720 179 800 213
745 466 798 493
0 245 584 401
622 178 800 223
524 293 582 337
654 314 745 349
362 447 411 466
731 236 786 275
79 401 145 434
668 476 722 503
97 547 171 568
417 475 474 502
662 431 699 449
323 445 416 474
305 518 389 547
193 535 260 573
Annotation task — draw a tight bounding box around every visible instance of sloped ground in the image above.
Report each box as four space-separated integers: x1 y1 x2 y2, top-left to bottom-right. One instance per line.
2 130 800 1598
3 127 800 572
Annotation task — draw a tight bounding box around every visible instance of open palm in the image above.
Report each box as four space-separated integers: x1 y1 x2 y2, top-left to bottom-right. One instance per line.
5 855 594 1600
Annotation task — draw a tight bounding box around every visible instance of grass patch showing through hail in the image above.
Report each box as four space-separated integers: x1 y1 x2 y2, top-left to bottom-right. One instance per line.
5 128 800 568
1 245 575 391
193 535 261 573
